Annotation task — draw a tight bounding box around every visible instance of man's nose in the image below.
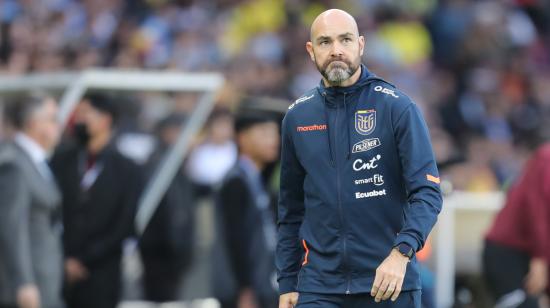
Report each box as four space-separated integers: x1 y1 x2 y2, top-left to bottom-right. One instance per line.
330 41 344 57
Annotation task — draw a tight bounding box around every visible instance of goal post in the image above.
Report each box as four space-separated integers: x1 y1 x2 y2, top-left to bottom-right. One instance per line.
0 69 225 236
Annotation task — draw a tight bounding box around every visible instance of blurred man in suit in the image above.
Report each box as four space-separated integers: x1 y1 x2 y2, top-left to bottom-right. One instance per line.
51 94 142 308
0 94 63 308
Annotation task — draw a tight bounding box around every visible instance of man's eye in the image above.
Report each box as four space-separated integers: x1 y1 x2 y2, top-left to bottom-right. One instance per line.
320 41 329 46
343 38 352 43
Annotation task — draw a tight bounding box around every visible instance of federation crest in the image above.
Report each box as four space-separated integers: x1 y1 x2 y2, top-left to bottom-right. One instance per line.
355 110 376 135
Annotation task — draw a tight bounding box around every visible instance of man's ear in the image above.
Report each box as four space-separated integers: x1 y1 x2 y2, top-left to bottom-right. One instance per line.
359 35 365 56
306 42 315 61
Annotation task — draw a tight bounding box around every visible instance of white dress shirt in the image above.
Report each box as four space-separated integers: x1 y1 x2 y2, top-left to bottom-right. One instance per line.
14 132 53 181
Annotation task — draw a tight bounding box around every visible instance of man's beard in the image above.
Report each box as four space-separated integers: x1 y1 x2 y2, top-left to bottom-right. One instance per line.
317 57 360 86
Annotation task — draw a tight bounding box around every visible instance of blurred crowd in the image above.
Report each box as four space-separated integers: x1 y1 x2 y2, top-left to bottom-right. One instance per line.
1 0 550 190
1 0 550 307
0 89 285 308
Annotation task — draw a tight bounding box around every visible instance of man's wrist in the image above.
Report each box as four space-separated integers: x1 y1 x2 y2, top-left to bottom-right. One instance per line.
390 248 409 261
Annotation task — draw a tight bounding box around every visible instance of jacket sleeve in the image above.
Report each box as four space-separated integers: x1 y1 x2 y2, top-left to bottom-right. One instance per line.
0 161 35 289
276 114 306 294
392 103 443 252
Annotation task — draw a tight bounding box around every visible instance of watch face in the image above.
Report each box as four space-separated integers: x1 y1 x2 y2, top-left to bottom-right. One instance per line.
398 244 413 259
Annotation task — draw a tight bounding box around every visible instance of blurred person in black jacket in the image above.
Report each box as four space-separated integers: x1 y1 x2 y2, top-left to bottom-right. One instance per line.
213 101 281 308
138 114 195 302
50 94 142 308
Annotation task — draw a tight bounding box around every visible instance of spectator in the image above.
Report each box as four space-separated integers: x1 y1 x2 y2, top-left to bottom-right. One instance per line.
138 113 195 302
186 109 237 197
213 100 281 308
484 142 550 307
0 94 63 308
50 94 142 308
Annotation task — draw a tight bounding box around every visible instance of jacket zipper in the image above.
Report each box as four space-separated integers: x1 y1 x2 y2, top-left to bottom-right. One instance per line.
335 93 351 295
344 93 352 295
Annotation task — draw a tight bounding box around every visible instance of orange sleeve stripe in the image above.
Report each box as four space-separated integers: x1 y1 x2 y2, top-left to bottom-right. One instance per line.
426 174 441 184
302 239 309 266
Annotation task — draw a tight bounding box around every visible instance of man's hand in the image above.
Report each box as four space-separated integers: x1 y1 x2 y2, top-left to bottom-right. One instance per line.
65 258 88 283
17 284 40 308
525 258 548 295
371 248 409 302
279 292 299 308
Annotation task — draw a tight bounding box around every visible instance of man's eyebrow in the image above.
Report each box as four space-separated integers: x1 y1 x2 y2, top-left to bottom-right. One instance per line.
338 32 355 38
314 32 356 43
315 35 332 42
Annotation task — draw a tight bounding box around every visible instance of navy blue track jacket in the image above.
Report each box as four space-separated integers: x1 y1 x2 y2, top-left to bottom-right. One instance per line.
276 65 443 295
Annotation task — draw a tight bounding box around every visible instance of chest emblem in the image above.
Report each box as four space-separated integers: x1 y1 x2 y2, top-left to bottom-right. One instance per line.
355 109 376 135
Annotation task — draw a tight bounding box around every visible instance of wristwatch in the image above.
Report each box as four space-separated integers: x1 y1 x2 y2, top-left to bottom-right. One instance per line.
394 243 414 260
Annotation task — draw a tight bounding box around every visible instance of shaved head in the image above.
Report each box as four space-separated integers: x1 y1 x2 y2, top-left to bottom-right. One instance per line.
310 9 359 42
306 9 364 87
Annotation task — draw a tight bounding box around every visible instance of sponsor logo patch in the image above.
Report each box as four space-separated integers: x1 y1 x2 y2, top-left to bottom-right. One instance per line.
355 109 376 135
288 94 314 110
354 174 384 186
355 189 387 199
427 174 441 184
353 154 381 171
374 85 399 98
352 138 381 154
296 124 327 132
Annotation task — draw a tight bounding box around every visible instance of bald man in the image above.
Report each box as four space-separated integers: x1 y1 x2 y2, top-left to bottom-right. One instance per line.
276 9 442 308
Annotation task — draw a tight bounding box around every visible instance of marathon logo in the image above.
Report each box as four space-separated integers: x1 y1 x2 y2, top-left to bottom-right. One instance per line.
297 124 327 132
374 86 399 98
352 138 381 154
355 189 387 199
289 94 314 110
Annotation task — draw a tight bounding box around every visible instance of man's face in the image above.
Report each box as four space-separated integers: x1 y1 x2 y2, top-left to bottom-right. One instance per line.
239 121 280 165
306 15 364 86
26 98 60 152
79 100 112 138
210 114 234 144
